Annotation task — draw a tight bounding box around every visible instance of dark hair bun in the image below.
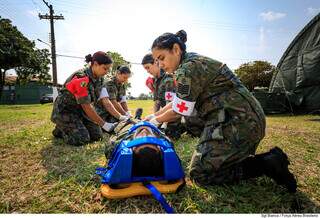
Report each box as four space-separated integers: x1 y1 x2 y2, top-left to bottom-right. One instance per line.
118 65 131 74
85 54 92 63
175 30 187 43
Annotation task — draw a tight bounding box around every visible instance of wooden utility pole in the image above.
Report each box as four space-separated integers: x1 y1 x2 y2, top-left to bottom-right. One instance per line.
38 0 64 86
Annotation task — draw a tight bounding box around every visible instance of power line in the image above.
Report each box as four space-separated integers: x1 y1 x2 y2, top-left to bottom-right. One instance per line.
39 0 64 86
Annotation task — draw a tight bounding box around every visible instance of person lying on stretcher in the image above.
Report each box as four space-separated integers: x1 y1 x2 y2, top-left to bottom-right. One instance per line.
102 108 184 183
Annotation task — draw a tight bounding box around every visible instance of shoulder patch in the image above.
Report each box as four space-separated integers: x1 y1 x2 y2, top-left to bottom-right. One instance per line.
80 81 88 87
177 77 191 98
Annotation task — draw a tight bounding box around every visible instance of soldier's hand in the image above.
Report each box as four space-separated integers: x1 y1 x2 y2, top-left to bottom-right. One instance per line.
102 122 115 133
144 114 155 121
150 117 162 126
125 111 132 118
119 115 130 121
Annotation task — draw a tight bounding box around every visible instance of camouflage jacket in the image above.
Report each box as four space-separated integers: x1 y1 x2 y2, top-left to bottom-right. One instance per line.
153 70 175 108
51 67 104 122
106 76 127 102
172 52 265 125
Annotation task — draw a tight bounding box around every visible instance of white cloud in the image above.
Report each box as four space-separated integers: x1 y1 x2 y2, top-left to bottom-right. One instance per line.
307 7 320 16
259 11 286 21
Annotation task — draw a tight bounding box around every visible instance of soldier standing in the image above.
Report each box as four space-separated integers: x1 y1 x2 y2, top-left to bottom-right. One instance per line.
51 51 115 146
146 30 297 192
96 66 132 123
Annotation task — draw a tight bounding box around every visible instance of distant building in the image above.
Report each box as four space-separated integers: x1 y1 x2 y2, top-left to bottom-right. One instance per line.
0 76 54 104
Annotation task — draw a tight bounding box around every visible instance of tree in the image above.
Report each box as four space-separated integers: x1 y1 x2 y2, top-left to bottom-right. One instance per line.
106 51 130 75
138 93 149 100
0 17 51 96
15 48 51 84
106 51 132 89
235 60 275 91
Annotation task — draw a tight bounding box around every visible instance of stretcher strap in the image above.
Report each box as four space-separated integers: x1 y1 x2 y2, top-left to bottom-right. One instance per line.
143 182 175 214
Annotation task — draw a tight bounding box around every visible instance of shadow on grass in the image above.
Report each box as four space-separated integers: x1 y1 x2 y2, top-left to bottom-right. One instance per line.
39 137 320 213
40 137 106 186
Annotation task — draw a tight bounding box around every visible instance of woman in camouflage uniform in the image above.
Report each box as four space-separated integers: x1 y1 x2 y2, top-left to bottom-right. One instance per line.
142 53 176 113
96 66 132 123
51 51 116 146
146 30 297 192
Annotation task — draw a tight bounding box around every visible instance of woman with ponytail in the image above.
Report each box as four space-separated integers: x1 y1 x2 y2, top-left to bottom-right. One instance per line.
144 30 297 193
51 51 117 146
95 65 132 123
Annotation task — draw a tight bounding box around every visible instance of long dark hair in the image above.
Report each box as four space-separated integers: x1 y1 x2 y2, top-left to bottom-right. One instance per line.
151 30 187 55
141 53 154 65
132 146 163 177
85 51 113 65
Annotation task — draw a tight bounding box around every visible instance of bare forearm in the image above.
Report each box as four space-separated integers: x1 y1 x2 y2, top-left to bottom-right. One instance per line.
156 108 181 123
120 102 129 112
155 102 172 116
111 100 126 115
81 103 105 126
100 98 121 119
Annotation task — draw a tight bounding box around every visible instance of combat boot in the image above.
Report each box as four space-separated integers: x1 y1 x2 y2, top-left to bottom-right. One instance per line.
260 147 297 193
52 126 63 138
240 146 297 193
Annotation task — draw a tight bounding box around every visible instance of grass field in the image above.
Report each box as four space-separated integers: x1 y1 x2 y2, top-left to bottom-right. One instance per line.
0 100 319 213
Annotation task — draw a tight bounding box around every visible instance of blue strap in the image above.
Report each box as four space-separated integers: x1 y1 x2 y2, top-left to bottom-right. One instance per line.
144 182 175 214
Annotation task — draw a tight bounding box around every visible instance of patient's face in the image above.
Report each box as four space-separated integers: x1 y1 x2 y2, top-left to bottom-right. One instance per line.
133 126 160 153
134 126 155 138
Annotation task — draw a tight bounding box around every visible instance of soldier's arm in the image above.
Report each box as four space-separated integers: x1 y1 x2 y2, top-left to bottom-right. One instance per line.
153 100 161 113
100 97 122 119
164 77 176 105
111 100 127 115
120 101 129 112
81 103 105 126
106 82 126 115
155 107 181 123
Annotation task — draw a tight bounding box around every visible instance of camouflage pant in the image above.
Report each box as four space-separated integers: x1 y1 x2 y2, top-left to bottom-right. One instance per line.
184 116 205 137
189 92 265 185
163 116 205 139
53 112 103 146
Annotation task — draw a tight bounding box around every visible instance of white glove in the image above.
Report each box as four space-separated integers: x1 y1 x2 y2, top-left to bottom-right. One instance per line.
181 116 186 124
150 117 161 126
144 114 156 121
118 115 129 121
161 122 168 129
125 111 132 117
102 122 115 132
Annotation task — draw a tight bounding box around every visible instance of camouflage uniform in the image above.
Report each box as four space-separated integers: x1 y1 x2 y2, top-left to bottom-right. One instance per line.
153 70 175 108
172 52 266 185
152 70 184 139
95 76 127 123
51 67 104 146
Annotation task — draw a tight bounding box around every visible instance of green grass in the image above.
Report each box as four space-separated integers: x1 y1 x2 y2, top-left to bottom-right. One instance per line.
0 101 320 213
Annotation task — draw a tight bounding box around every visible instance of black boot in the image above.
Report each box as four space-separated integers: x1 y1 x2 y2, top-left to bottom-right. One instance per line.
241 147 297 193
52 126 63 138
134 108 143 120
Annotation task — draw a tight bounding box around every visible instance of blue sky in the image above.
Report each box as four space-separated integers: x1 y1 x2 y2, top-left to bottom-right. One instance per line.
1 0 320 96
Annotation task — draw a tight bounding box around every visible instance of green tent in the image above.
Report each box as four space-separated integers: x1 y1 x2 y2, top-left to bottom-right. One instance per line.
268 12 320 113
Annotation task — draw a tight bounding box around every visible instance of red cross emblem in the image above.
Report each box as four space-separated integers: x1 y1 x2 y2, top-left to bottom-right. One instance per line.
177 101 188 113
166 92 173 100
